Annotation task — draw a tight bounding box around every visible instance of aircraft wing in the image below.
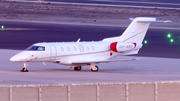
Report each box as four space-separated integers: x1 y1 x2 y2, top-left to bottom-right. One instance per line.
72 58 138 65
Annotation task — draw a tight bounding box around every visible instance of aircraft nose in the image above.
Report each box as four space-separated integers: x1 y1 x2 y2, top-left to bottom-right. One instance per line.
10 52 31 62
10 55 19 62
10 53 25 62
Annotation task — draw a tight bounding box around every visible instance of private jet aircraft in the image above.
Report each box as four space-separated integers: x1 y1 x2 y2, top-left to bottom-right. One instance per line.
10 17 171 72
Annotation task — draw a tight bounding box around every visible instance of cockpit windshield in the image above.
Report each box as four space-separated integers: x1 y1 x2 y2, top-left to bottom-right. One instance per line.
25 46 45 51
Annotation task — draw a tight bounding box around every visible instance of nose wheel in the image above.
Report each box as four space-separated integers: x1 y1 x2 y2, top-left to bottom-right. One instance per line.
21 62 29 72
21 67 29 72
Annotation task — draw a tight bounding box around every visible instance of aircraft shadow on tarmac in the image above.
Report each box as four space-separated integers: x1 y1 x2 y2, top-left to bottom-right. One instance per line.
8 67 141 73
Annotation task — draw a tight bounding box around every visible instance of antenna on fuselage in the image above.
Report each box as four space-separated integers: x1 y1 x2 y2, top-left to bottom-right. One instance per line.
77 38 81 42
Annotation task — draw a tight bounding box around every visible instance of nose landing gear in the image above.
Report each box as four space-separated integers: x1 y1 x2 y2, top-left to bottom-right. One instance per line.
21 62 29 72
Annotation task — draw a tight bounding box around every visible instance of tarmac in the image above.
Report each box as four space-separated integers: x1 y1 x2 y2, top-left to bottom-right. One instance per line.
1 49 180 86
0 0 180 86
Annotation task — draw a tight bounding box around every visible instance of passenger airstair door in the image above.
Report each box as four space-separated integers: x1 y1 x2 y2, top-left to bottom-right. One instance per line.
50 45 57 60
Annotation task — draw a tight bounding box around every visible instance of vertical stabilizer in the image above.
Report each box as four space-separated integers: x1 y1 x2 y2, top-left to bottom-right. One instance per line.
102 17 157 44
120 17 156 44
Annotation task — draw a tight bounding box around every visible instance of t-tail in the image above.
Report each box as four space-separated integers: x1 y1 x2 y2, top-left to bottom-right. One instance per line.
102 17 171 55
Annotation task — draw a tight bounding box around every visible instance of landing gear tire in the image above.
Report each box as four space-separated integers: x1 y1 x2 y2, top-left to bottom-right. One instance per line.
74 66 82 71
20 67 29 72
21 62 29 72
91 66 99 72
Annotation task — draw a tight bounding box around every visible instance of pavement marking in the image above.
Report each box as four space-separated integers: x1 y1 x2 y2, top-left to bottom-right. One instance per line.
0 28 40 30
90 0 180 6
6 0 180 10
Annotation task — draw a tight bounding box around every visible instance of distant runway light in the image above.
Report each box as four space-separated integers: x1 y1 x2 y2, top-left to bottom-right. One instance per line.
167 33 171 38
1 25 4 29
170 39 174 43
144 40 148 44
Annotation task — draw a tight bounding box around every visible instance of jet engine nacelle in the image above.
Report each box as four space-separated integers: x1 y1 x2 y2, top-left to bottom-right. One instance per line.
110 42 136 52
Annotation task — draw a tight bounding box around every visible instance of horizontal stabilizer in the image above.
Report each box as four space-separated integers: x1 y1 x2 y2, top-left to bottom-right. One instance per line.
129 18 172 23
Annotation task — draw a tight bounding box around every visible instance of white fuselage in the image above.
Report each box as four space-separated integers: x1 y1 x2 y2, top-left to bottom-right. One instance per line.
10 41 141 66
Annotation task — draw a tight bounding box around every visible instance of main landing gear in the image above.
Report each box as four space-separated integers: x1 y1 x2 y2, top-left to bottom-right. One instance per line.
74 66 82 71
73 64 99 72
21 62 29 72
91 66 99 72
90 63 99 72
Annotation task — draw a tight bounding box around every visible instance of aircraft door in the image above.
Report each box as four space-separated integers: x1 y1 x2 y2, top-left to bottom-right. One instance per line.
49 45 57 60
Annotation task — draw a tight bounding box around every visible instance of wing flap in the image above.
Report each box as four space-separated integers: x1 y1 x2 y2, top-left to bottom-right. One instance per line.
72 58 138 64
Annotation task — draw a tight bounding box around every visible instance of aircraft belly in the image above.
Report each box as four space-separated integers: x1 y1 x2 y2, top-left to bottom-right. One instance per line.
55 51 113 65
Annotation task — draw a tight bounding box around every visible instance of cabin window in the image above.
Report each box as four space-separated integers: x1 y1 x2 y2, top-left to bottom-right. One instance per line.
86 46 89 51
91 46 95 51
67 47 70 51
79 45 84 52
73 46 76 51
60 47 64 51
25 46 45 51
